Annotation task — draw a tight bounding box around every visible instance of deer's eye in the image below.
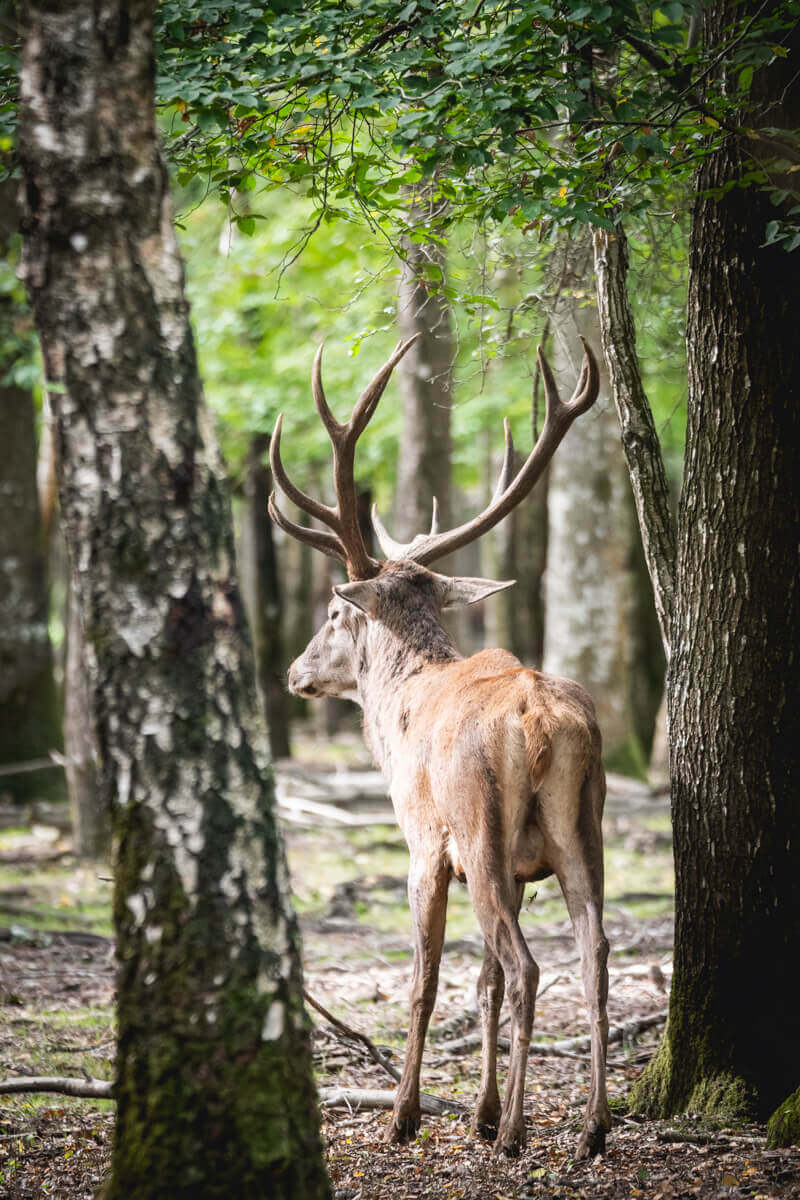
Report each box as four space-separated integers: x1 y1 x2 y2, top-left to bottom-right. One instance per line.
330 609 340 622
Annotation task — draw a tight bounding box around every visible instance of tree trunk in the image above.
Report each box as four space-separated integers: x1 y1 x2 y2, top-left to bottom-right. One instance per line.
0 182 62 803
507 468 548 666
542 230 659 772
395 205 452 542
18 4 329 1196
65 577 106 858
240 434 291 759
632 4 800 1123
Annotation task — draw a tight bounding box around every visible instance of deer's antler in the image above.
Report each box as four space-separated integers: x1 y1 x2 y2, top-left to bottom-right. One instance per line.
371 338 600 567
269 335 421 580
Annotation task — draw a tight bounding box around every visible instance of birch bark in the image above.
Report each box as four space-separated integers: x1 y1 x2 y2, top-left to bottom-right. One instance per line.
18 2 329 1193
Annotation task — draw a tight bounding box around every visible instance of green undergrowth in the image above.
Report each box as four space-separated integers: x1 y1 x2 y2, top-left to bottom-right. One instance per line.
0 845 113 938
604 735 649 781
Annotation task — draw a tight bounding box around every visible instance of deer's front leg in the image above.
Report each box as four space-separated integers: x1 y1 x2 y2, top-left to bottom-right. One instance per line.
386 855 449 1144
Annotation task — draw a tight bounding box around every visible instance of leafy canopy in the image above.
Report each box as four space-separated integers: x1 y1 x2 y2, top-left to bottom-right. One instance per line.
153 0 799 244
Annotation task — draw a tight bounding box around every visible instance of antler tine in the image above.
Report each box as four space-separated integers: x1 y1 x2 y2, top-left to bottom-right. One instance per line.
391 339 600 568
269 339 425 579
350 334 422 437
491 419 515 505
371 503 412 560
538 335 598 421
312 344 345 438
430 496 440 535
268 492 347 564
569 335 598 413
269 413 338 528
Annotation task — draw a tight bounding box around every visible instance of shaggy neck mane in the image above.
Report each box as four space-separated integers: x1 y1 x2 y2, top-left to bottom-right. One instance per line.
366 562 459 672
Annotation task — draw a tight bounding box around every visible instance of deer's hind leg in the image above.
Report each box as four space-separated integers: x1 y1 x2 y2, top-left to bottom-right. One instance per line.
464 869 538 1158
386 852 449 1144
554 761 611 1159
472 881 524 1142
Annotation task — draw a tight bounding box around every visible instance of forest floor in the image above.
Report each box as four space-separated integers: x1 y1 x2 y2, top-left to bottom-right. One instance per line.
1 735 798 1199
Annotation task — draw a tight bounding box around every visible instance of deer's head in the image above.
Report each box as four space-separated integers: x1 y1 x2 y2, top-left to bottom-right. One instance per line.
287 559 514 700
271 335 599 702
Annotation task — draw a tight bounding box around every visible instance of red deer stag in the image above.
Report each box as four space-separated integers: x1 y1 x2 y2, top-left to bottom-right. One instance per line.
269 336 610 1160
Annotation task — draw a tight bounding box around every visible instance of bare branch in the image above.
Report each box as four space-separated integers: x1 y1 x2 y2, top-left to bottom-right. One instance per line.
305 990 401 1084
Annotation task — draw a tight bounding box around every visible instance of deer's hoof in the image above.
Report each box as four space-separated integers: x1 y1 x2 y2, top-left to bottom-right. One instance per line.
471 1101 501 1143
575 1123 607 1160
494 1135 523 1159
385 1114 420 1144
493 1122 525 1158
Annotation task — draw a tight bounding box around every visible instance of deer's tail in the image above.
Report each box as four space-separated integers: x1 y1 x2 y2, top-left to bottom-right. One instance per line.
521 707 554 790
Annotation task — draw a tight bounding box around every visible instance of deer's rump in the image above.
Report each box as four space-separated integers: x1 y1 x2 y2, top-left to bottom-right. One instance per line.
416 656 600 886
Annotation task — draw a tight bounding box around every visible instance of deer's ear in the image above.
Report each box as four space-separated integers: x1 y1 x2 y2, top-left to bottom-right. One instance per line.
435 574 516 610
334 579 382 619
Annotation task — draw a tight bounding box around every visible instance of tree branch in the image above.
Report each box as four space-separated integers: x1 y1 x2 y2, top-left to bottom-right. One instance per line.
305 989 401 1084
593 225 676 657
0 1075 113 1098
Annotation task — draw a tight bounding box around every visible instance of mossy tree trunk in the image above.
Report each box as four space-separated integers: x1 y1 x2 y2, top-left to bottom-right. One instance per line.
0 179 62 803
17 3 330 1196
630 3 800 1125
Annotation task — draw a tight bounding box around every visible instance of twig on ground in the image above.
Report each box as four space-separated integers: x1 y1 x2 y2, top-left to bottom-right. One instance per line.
0 1127 101 1143
428 1000 479 1042
305 989 401 1084
47 1036 115 1055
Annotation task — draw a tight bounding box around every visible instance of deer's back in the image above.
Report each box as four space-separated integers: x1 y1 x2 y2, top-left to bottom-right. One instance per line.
390 651 602 880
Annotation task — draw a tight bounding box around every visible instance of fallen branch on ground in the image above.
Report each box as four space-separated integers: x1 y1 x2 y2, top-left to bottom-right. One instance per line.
0 1075 112 1099
442 1009 667 1057
305 989 401 1083
656 1129 767 1146
277 795 391 827
319 1087 466 1116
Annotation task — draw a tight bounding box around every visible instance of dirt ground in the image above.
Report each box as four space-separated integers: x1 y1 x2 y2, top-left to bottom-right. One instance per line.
1 759 798 1199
